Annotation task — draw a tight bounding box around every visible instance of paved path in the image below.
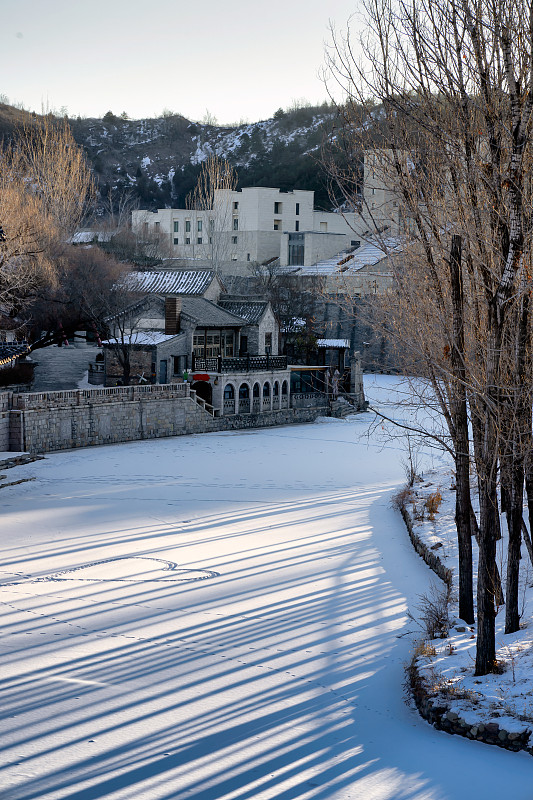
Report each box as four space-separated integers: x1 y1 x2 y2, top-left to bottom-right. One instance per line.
30 344 98 392
1 418 532 799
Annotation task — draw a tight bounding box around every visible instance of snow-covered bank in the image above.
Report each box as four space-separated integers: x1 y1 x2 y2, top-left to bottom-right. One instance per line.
401 466 533 747
1 377 532 799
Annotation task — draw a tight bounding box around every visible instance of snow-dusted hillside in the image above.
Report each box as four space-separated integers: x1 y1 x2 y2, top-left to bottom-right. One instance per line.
66 104 338 211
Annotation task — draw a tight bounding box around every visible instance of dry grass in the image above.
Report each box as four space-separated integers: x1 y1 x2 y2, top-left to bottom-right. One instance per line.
425 490 443 520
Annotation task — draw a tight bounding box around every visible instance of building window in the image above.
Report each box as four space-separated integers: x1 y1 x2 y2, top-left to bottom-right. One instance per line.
185 220 191 232
265 332 272 353
232 236 238 244
224 383 235 399
173 237 179 245
263 382 270 397
197 237 202 244
143 222 149 233
295 220 299 231
205 332 221 358
288 232 305 266
372 187 376 195
274 219 281 230
240 335 248 354
173 221 179 232
274 201 282 214
185 237 191 244
320 221 327 232
197 220 202 232
247 253 250 261
155 221 160 230
222 330 234 357
295 202 299 215
209 218 215 230
233 201 239 210
233 217 239 231
193 332 205 356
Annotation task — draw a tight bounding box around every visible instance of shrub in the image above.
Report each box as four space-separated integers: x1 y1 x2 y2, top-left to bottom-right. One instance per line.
412 584 450 639
425 490 442 520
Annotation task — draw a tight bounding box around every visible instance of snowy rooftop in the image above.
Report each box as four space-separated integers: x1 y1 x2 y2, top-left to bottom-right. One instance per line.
218 300 268 324
316 339 350 348
101 330 180 346
123 269 217 296
286 238 399 276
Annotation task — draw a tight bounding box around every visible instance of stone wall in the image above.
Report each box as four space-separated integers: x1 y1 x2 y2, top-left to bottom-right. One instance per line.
408 657 532 756
400 504 453 588
0 393 11 451
4 383 329 453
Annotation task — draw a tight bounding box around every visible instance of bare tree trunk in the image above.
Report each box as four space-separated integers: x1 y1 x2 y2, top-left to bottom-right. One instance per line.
475 466 498 674
449 234 474 623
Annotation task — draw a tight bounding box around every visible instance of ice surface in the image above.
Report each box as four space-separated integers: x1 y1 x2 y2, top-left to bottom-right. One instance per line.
1 376 532 799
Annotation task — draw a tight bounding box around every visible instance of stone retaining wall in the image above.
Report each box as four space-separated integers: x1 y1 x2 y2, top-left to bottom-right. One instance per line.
400 504 453 588
0 393 11 451
10 394 329 454
408 658 532 755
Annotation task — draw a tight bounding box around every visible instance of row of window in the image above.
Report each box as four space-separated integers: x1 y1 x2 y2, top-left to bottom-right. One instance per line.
173 219 216 233
274 202 300 215
172 236 239 246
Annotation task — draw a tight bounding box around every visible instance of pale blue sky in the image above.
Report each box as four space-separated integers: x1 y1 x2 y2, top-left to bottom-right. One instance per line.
1 0 362 123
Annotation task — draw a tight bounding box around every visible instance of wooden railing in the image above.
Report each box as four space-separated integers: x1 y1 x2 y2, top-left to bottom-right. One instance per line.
192 354 288 373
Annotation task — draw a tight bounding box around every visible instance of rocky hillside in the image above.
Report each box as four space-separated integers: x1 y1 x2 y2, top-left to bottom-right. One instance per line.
66 104 338 213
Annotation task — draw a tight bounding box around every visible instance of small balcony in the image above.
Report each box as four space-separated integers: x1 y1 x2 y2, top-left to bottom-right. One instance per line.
192 354 288 373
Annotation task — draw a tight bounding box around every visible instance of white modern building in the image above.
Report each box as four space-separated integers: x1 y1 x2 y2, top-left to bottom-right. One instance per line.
131 187 364 272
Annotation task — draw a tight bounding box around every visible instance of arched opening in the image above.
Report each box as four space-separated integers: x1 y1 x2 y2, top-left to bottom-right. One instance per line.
239 383 250 414
262 381 271 411
223 383 235 415
192 380 212 406
281 380 288 408
253 382 261 412
273 380 280 409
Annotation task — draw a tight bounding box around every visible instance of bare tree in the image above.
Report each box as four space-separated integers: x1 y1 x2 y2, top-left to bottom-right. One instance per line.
185 155 238 274
325 0 533 674
0 115 94 312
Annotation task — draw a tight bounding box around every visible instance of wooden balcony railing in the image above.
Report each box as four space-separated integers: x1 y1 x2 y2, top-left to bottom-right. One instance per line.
192 354 287 373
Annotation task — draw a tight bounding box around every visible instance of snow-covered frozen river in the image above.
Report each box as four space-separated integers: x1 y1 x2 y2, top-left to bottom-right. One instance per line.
1 377 532 799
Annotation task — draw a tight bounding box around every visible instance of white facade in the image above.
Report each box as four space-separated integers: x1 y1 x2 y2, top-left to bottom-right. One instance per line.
132 187 363 269
362 150 402 235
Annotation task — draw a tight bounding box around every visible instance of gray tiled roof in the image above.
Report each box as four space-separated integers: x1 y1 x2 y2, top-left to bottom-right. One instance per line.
124 269 217 296
218 300 268 324
181 297 246 327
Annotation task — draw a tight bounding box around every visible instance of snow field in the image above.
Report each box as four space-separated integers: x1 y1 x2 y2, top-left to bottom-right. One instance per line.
1 378 532 799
